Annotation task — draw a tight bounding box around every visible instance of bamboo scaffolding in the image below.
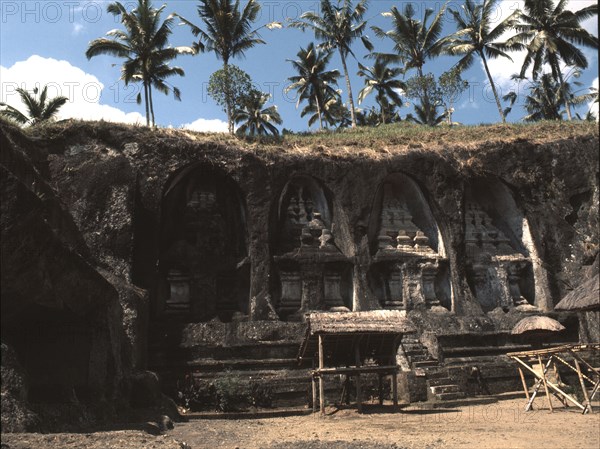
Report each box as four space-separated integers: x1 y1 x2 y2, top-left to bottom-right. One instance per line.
508 343 600 414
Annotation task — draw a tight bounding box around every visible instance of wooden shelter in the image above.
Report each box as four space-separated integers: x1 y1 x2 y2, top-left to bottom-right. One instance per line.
507 344 600 414
511 316 566 337
555 274 599 312
298 310 415 414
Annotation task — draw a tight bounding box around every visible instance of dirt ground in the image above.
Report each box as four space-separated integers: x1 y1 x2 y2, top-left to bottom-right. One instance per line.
2 398 599 449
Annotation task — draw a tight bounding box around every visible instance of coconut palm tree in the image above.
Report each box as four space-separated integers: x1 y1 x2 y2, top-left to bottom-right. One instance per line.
178 0 280 133
371 3 446 117
234 90 282 136
0 86 67 126
371 3 446 77
286 43 341 130
504 70 596 122
86 0 190 127
289 0 371 128
506 0 598 120
437 0 521 123
406 101 447 126
357 58 405 124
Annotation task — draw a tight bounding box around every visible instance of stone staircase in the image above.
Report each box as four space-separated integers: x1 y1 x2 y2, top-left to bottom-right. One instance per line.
147 320 315 409
401 334 466 402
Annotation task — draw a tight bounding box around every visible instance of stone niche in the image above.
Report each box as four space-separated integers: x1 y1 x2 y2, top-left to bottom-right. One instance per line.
157 165 249 322
464 180 537 312
367 174 451 311
272 176 352 320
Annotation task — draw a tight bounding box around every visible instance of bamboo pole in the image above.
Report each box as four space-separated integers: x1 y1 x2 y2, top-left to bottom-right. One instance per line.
522 356 553 411
318 334 325 415
517 367 530 401
312 373 317 414
574 359 592 414
512 356 585 410
355 342 362 413
538 355 554 412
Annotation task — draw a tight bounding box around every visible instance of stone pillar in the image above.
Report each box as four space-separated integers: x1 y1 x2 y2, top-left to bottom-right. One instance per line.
421 262 440 307
507 263 528 306
301 265 323 312
324 273 349 311
165 270 191 312
279 271 302 318
402 264 424 309
384 268 404 309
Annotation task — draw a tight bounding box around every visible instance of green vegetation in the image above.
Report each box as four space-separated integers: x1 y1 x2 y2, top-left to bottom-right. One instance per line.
438 0 522 123
234 90 283 136
507 0 598 120
8 0 595 130
178 0 280 133
0 86 67 126
290 0 371 128
86 0 191 127
286 43 341 131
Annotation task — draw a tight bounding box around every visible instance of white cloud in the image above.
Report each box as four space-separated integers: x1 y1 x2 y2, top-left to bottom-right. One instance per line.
181 117 228 133
0 55 144 124
72 23 84 35
484 0 598 92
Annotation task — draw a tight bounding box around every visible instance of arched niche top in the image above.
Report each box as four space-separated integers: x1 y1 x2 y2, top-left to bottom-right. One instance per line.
465 178 527 256
160 164 247 259
157 164 250 322
275 175 333 253
368 173 444 256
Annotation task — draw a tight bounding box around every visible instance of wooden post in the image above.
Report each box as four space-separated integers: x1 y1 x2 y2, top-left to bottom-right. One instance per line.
574 359 592 414
318 334 325 415
538 355 554 412
392 369 398 407
517 367 530 401
355 342 362 413
378 374 384 405
312 373 317 414
392 335 399 407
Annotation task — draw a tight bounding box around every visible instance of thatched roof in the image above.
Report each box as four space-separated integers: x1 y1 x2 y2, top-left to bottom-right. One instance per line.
555 274 599 312
298 311 415 366
511 316 566 335
306 310 415 335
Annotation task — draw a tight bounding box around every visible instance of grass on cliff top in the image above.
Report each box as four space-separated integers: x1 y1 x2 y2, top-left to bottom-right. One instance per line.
4 117 598 156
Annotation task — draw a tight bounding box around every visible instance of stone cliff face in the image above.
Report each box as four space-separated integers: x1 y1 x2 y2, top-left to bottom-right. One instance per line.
1 120 598 424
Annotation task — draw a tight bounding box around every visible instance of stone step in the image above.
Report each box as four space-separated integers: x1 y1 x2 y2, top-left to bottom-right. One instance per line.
409 354 433 363
436 391 467 401
413 360 439 368
427 377 453 386
423 365 449 379
430 384 461 395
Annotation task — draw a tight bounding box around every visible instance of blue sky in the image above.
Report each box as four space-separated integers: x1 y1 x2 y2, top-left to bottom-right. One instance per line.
0 1 597 131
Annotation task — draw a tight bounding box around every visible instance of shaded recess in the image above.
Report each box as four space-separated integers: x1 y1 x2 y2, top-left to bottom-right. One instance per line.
270 175 352 320
367 173 451 311
464 179 536 312
156 164 249 322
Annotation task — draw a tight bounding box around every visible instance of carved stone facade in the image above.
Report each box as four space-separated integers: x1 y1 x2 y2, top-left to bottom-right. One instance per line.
370 181 450 312
159 168 249 322
465 202 534 312
274 177 351 320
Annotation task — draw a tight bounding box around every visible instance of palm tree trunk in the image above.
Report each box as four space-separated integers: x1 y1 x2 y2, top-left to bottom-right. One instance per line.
378 95 386 124
417 66 434 125
223 61 235 134
556 66 572 121
143 80 150 127
149 83 156 127
480 52 506 124
316 96 323 131
339 50 357 128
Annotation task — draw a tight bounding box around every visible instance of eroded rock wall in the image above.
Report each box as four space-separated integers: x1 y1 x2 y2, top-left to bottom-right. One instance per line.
1 120 598 417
